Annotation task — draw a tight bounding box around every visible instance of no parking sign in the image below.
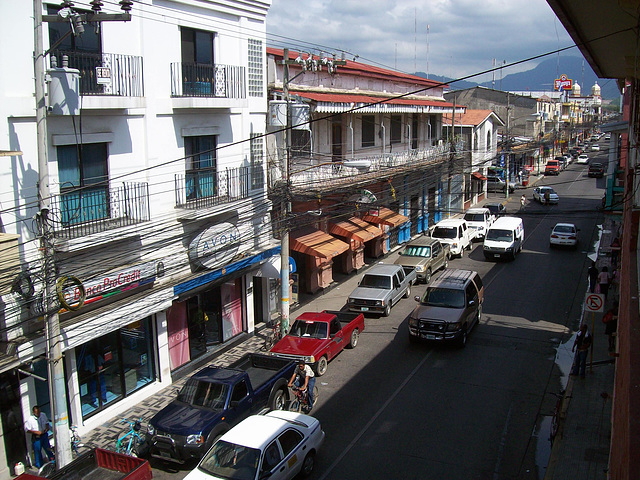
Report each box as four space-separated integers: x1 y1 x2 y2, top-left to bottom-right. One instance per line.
585 293 605 313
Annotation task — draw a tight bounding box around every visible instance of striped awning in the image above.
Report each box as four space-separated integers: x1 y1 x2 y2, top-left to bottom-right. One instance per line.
328 217 382 243
291 230 349 259
361 207 409 228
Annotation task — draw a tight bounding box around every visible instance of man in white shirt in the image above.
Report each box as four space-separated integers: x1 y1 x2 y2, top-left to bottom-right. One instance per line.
24 406 54 468
288 360 316 411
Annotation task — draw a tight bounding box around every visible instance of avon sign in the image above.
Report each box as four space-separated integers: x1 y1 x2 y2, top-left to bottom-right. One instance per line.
188 222 242 270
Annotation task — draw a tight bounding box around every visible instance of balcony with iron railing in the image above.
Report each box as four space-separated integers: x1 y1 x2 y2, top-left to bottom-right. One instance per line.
268 144 451 193
50 182 150 240
175 166 265 210
170 62 246 108
49 50 144 108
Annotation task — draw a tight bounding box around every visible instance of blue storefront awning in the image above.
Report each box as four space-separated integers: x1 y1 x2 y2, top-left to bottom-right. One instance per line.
174 246 281 296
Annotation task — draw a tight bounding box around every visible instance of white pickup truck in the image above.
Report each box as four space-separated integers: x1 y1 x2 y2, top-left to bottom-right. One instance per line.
430 218 477 258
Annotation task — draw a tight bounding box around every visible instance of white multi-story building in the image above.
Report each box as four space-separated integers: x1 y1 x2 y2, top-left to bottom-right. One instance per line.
0 1 274 473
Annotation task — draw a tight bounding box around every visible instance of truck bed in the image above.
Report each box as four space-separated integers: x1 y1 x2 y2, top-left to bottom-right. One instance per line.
323 310 362 325
229 353 293 391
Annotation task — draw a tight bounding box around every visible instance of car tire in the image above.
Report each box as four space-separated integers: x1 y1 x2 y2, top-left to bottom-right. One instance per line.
476 305 482 325
348 329 359 349
314 356 328 376
457 326 468 348
459 247 464 258
424 268 432 284
300 452 316 477
443 258 449 270
383 303 391 317
404 285 411 298
269 386 288 410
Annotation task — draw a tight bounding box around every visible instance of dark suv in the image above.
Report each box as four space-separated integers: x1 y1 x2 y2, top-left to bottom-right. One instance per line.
408 269 484 347
588 162 605 178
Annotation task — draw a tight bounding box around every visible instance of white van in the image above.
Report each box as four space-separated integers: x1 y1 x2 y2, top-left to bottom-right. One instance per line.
483 216 525 261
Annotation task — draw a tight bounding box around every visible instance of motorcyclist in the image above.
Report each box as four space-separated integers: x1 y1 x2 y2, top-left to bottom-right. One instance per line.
288 360 316 411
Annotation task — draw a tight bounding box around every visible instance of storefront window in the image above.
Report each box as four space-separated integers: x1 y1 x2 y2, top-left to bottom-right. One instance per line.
75 317 155 419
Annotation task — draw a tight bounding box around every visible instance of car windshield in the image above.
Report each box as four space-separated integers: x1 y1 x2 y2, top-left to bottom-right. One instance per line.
359 274 391 289
464 213 485 222
554 225 575 234
432 226 457 239
199 440 260 480
289 319 328 339
422 287 465 308
400 245 431 257
486 229 513 242
541 188 556 195
178 379 228 409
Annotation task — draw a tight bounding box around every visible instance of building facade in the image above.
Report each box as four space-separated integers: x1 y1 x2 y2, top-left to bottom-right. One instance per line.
0 0 274 474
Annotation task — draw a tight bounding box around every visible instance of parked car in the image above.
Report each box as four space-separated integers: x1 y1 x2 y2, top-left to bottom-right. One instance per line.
544 160 561 175
591 143 601 151
148 353 296 463
394 237 450 284
408 269 484 348
577 154 589 164
184 411 325 480
605 133 611 140
463 207 495 240
533 186 559 205
430 218 476 258
550 223 579 248
484 202 506 218
269 310 365 376
486 175 515 193
588 162 605 178
347 264 416 317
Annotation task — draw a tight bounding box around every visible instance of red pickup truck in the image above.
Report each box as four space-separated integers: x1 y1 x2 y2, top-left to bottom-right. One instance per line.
269 310 365 376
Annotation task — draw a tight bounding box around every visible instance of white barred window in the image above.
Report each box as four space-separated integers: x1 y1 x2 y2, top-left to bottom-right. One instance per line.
248 39 263 97
250 134 265 189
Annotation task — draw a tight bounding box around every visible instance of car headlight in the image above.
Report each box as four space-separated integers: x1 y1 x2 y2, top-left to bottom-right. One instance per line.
447 322 463 332
307 356 315 363
483 245 489 250
452 242 459 249
147 424 155 436
186 434 204 445
348 298 354 304
409 317 418 327
415 265 425 272
376 300 383 306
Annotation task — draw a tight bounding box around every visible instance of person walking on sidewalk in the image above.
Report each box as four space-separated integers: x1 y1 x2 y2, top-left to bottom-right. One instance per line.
603 307 618 353
598 266 610 298
571 324 593 379
588 261 599 293
520 194 526 211
24 405 54 468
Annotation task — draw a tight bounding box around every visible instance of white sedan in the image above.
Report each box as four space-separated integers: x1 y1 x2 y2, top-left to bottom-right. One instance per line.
577 154 589 164
550 223 579 248
533 186 559 205
185 411 324 480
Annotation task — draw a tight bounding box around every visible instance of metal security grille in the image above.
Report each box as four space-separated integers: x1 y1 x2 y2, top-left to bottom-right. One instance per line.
248 39 263 97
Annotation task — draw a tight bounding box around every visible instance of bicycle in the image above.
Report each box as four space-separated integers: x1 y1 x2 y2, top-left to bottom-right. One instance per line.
549 391 570 442
115 418 146 457
288 385 319 413
261 319 282 351
70 425 86 455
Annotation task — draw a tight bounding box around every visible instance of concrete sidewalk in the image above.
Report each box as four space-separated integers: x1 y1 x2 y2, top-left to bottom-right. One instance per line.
543 216 619 480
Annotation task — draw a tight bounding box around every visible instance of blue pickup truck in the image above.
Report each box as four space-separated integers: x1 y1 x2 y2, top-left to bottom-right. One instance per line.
147 353 296 464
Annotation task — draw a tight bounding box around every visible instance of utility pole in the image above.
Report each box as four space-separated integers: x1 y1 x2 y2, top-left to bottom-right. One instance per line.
34 0 132 468
33 0 73 467
448 98 455 217
280 48 291 335
505 93 510 200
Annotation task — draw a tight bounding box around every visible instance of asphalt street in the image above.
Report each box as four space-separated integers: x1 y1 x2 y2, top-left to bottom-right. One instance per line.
147 143 608 480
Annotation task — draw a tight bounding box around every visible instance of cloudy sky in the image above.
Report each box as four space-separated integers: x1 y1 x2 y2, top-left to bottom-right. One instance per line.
265 0 578 83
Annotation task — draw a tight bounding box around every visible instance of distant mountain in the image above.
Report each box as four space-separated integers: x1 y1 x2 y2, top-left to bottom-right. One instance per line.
415 56 620 101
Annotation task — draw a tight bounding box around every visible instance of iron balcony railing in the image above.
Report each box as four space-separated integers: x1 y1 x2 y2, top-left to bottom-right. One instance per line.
175 166 262 209
50 182 150 239
170 62 246 99
49 50 144 97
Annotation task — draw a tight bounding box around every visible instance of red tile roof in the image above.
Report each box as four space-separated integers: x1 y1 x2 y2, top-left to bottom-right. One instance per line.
267 47 446 89
289 90 453 108
442 109 504 127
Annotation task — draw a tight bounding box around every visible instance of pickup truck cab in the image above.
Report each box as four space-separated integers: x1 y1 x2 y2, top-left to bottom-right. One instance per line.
269 310 365 376
545 160 561 175
148 353 296 463
348 264 416 317
463 207 494 240
430 218 476 258
394 237 449 284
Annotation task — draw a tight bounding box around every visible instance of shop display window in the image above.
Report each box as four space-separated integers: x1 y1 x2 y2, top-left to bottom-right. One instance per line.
75 317 155 419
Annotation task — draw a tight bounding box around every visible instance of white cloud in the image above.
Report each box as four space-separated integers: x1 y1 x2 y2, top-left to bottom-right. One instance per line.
266 0 575 81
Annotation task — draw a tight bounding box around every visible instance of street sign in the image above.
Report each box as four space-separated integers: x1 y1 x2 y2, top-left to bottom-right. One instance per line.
585 293 605 312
